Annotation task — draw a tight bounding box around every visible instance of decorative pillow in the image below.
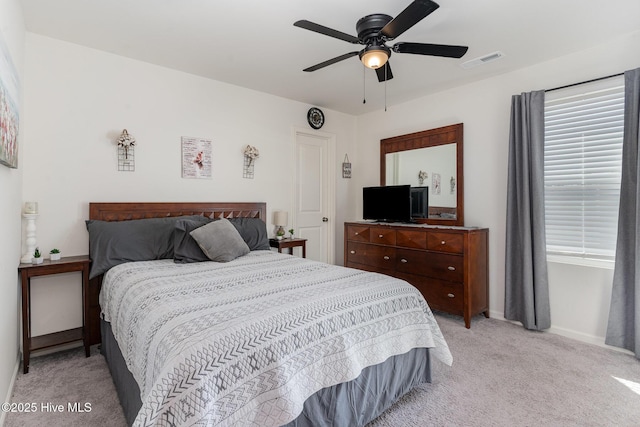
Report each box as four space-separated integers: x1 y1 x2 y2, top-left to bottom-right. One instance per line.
174 216 213 263
86 215 203 279
228 217 271 251
189 218 250 262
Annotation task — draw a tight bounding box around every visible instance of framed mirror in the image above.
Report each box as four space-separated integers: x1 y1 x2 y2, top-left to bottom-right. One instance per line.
380 123 464 226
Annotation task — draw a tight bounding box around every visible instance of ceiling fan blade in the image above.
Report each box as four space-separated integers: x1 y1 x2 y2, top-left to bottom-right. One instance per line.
380 0 440 40
393 42 468 58
294 20 360 44
375 62 394 82
303 51 360 72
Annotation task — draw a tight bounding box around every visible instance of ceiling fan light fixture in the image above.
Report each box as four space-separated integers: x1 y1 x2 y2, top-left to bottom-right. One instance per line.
360 45 390 69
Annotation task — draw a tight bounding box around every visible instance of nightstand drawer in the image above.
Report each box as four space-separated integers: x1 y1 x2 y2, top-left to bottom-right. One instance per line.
269 238 307 258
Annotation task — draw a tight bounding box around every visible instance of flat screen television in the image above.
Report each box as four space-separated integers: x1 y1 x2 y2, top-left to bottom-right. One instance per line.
410 187 429 219
362 185 412 223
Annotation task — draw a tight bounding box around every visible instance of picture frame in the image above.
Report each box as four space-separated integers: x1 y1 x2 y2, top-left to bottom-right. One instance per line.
342 154 351 179
181 136 212 179
0 31 20 169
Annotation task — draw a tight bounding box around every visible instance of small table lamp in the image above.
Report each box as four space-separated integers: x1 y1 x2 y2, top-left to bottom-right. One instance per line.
273 211 288 240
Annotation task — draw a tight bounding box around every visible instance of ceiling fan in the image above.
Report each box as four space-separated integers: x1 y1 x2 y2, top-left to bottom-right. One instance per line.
294 0 468 82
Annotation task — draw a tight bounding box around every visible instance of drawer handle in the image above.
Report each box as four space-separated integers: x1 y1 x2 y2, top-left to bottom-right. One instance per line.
441 240 446 245
383 256 390 260
354 232 359 235
447 266 456 271
447 293 455 298
379 234 384 238
350 250 355 254
400 258 408 263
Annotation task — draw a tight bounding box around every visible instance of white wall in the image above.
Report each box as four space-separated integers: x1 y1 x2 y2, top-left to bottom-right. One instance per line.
353 30 640 345
14 22 640 396
22 34 357 336
0 0 24 419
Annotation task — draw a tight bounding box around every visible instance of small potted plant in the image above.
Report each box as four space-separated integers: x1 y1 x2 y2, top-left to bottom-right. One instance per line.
276 227 285 240
288 229 294 239
50 248 61 261
32 247 43 264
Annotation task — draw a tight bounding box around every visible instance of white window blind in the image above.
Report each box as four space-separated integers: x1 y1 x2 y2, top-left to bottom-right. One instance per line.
544 76 624 260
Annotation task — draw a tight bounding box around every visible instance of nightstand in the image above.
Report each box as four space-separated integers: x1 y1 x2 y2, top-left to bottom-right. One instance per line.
269 238 307 258
18 255 91 374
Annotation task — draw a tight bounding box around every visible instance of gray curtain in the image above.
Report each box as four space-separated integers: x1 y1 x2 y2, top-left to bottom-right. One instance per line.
606 68 640 358
505 90 551 331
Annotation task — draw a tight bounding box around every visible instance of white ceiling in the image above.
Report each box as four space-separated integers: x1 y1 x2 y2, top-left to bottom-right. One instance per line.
20 0 640 115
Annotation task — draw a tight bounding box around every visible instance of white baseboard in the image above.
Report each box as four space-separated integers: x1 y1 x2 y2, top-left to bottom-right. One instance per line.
488 310 633 356
546 324 634 355
0 356 20 427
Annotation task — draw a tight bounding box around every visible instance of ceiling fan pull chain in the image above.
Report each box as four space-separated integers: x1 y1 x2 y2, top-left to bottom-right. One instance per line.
363 65 367 104
384 66 387 112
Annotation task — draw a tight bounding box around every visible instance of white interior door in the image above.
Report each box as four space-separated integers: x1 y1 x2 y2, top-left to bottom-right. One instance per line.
294 129 335 263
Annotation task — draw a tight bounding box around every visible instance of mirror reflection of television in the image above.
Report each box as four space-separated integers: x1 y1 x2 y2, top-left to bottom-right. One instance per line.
410 187 429 218
362 185 412 223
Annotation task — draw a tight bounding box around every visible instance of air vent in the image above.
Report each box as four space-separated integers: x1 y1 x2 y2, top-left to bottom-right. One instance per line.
460 51 505 69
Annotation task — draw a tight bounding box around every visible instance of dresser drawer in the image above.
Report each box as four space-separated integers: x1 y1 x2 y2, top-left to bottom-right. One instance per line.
397 273 464 314
396 229 427 249
420 279 464 314
427 231 464 254
396 249 463 283
347 242 396 269
346 225 370 242
370 227 396 245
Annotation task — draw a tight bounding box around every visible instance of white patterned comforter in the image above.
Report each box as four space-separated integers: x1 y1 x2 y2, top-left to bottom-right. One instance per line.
100 250 452 427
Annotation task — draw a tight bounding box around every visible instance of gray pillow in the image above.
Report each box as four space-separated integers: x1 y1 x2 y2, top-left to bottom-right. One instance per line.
86 215 204 279
175 217 269 263
228 217 270 251
190 218 250 262
174 216 212 263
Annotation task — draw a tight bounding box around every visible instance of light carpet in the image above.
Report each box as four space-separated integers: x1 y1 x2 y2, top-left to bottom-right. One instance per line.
5 313 640 426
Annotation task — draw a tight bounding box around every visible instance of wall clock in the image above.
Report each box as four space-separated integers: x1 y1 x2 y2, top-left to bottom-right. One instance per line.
307 107 325 129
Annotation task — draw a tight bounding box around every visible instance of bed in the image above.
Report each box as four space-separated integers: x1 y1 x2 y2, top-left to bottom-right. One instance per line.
86 202 452 427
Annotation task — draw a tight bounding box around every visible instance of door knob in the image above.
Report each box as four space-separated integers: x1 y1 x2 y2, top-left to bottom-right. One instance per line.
322 217 328 222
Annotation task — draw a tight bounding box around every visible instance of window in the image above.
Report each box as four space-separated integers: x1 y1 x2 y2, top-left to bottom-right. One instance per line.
544 76 624 261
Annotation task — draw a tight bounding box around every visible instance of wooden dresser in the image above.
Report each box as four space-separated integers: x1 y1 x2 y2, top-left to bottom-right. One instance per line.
344 222 489 328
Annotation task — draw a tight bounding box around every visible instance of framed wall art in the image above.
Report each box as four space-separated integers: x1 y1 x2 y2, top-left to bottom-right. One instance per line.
432 173 441 195
342 154 351 178
181 136 212 179
0 31 20 169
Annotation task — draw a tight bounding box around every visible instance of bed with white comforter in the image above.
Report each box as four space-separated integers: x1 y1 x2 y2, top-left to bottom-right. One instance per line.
100 250 452 426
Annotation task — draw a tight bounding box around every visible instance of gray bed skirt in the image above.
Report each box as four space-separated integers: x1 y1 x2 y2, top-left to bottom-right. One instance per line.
101 318 432 426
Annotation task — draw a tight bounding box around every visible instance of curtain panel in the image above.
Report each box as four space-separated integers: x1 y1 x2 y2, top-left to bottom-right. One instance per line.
606 68 640 358
505 90 551 331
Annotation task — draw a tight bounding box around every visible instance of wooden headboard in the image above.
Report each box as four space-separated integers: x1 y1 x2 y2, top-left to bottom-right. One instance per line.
86 201 267 350
89 202 266 222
